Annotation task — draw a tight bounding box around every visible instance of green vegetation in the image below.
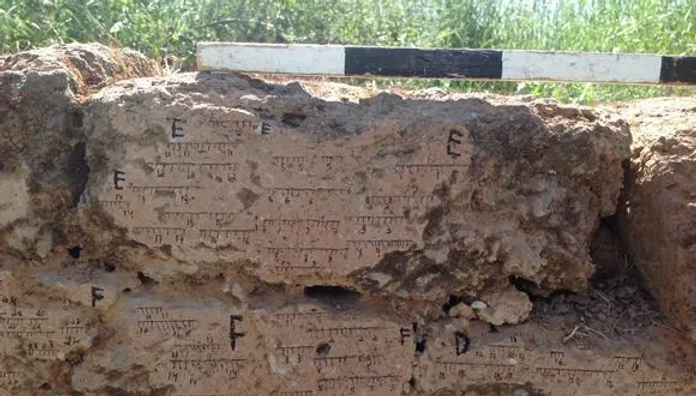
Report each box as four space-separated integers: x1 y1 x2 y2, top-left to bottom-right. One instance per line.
2 0 695 103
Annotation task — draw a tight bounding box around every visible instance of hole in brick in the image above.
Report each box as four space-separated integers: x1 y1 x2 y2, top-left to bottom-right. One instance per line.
103 262 116 272
65 349 85 366
509 275 537 294
66 141 90 208
415 336 427 355
71 111 84 129
316 342 331 356
303 285 361 306
67 246 82 259
137 272 156 286
39 383 51 390
442 294 461 314
281 112 306 128
590 214 630 283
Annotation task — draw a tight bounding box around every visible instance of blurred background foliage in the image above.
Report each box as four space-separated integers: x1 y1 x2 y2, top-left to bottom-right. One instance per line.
1 0 695 103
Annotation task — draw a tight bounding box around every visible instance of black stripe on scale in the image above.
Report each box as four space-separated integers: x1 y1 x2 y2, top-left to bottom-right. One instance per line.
344 47 503 79
660 56 696 84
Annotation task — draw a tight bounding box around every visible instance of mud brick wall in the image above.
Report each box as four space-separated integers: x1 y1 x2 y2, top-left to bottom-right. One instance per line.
0 44 695 396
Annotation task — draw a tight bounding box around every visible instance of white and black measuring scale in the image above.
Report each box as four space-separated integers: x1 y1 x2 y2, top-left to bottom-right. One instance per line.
197 42 695 85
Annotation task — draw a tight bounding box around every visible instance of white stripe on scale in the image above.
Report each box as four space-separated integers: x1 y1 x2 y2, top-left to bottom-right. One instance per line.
501 51 662 83
197 42 346 75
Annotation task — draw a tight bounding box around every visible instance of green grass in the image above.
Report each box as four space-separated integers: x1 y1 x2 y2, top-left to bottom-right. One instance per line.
2 0 695 103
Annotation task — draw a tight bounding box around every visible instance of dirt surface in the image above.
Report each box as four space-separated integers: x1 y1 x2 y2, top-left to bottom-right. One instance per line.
617 97 696 343
0 44 694 395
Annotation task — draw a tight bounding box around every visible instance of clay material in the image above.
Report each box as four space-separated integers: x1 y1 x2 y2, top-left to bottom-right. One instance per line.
621 97 696 342
80 72 629 322
1 44 694 396
0 43 158 256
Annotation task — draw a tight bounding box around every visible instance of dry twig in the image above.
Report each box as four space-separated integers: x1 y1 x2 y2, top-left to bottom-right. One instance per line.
649 315 685 336
593 288 612 309
564 325 610 343
611 311 626 335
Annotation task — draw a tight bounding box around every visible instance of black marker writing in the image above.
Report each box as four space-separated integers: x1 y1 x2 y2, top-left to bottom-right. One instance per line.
455 331 470 356
171 118 184 138
447 129 463 158
113 170 125 190
91 286 104 307
400 327 411 345
260 122 272 135
229 315 246 351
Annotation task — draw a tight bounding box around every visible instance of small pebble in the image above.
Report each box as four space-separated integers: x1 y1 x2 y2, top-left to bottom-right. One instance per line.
471 300 487 310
